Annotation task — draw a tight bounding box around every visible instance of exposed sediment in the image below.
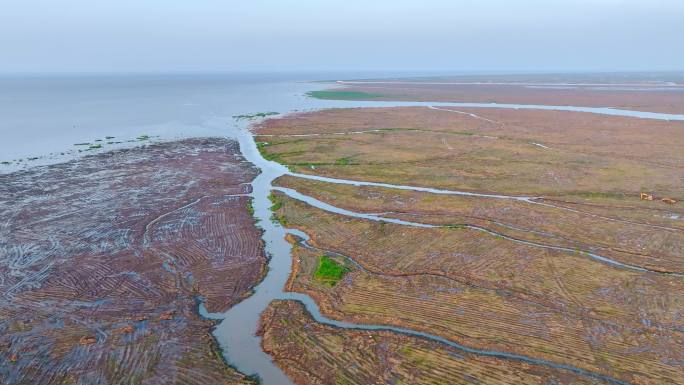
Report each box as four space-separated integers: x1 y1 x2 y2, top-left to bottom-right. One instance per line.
271 192 684 384
322 80 684 114
0 138 265 385
259 300 610 385
251 105 684 385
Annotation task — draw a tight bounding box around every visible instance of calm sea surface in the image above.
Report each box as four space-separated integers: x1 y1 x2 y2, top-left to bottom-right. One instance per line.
0 72 382 170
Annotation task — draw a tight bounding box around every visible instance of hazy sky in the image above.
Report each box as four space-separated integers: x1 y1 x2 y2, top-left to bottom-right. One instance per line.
1 0 683 74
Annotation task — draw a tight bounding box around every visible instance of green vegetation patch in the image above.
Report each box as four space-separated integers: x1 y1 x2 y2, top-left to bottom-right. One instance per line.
268 193 287 225
335 156 354 165
256 142 281 163
314 255 350 286
246 198 255 217
268 193 283 212
233 111 279 120
306 90 384 100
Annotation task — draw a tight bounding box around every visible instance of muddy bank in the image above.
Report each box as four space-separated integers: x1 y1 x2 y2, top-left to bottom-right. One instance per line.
259 300 609 385
246 103 684 384
0 138 265 384
323 81 684 114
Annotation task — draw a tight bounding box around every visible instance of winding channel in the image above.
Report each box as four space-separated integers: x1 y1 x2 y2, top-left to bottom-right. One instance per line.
208 102 684 385
275 187 683 276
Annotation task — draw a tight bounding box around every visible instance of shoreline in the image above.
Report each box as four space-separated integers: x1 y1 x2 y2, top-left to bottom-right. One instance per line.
5 97 684 176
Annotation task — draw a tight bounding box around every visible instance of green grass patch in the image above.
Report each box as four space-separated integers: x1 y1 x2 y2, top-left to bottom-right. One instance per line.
268 193 287 225
246 198 255 217
256 141 283 163
88 144 102 149
314 255 350 286
137 134 150 141
306 90 384 100
256 142 306 166
335 156 354 165
269 193 283 212
233 111 279 120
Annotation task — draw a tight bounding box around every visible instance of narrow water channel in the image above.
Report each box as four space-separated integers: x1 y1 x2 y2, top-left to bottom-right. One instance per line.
275 186 682 277
209 101 684 385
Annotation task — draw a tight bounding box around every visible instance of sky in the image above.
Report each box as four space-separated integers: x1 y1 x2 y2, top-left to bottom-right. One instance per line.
1 0 683 74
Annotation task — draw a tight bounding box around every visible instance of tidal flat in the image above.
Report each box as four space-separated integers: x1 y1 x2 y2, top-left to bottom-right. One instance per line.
0 139 265 385
322 75 684 114
3 75 684 385
255 104 684 384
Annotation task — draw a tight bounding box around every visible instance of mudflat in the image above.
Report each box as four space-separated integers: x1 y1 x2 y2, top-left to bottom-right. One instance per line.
0 139 264 384
256 106 684 197
314 77 684 114
255 104 684 384
260 300 603 385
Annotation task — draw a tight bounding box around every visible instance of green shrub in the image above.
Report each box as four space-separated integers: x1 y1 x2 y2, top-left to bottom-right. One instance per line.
314 256 350 286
